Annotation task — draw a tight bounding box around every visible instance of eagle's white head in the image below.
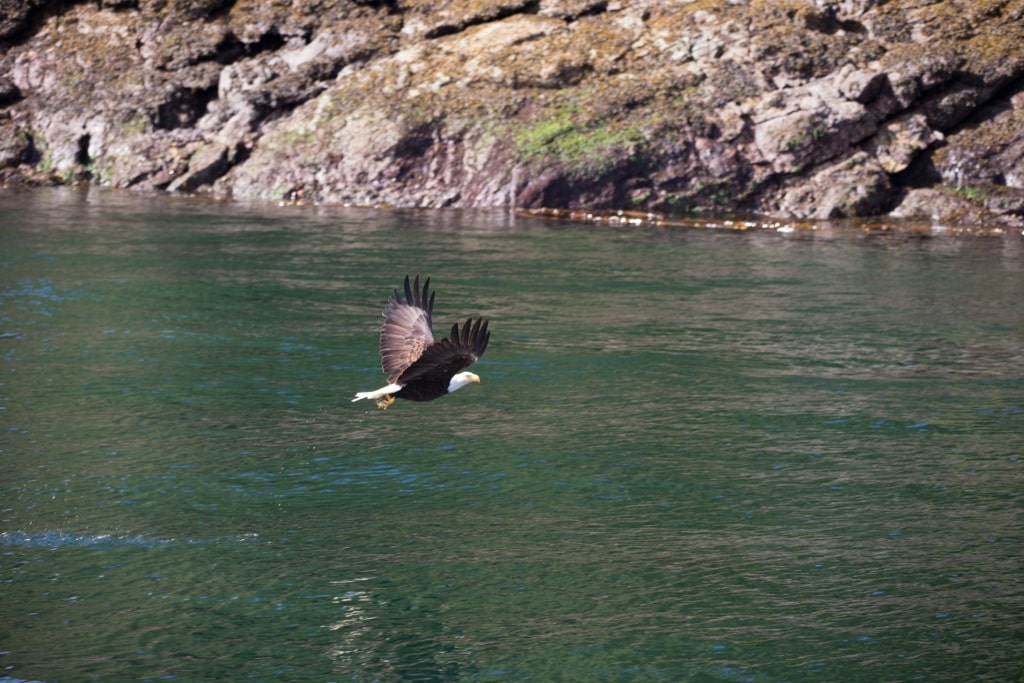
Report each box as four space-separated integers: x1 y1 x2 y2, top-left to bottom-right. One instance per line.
448 371 480 394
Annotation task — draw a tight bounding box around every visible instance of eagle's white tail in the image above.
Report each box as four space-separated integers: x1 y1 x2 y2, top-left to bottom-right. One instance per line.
352 383 403 402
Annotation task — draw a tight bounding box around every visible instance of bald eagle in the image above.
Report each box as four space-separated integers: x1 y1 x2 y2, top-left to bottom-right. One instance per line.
352 275 490 409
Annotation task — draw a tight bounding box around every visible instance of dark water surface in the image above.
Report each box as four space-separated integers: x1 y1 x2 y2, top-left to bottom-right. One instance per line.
1 188 1021 682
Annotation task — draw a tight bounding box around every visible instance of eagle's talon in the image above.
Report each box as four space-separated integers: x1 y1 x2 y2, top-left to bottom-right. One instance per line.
376 395 395 409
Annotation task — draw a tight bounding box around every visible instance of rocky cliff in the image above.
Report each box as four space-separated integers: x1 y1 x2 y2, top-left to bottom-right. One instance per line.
2 0 1023 227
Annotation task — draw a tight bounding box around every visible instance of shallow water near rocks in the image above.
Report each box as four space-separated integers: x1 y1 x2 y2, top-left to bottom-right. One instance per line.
1 187 1022 682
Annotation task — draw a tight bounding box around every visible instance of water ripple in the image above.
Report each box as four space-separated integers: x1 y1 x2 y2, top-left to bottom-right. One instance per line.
0 531 165 549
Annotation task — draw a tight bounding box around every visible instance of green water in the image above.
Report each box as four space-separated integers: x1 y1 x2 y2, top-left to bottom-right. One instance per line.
1 187 1022 682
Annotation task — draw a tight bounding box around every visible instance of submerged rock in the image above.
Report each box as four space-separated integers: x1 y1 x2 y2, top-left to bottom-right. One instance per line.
1 0 1023 227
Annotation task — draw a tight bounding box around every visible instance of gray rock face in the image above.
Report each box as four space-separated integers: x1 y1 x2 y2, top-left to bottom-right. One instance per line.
1 0 1023 227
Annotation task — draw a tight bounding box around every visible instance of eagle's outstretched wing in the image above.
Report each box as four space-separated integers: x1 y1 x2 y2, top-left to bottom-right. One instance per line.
380 275 435 383
398 317 490 384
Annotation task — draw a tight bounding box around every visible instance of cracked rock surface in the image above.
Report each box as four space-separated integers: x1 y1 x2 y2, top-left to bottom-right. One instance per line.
1 0 1023 227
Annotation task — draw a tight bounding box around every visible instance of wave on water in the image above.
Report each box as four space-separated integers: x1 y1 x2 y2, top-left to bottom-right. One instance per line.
0 531 264 549
0 531 167 549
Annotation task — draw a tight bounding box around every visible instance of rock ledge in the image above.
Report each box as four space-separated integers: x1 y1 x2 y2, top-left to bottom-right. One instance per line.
2 0 1023 227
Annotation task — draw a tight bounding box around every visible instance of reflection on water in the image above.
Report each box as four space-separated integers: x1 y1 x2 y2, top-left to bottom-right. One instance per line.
1 187 1022 682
